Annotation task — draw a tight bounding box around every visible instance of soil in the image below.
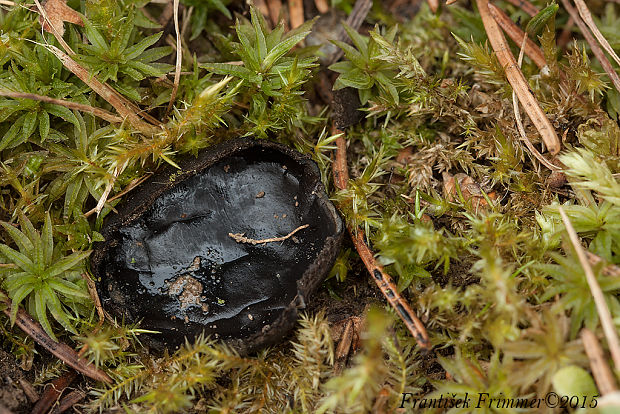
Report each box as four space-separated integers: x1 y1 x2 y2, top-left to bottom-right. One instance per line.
0 349 31 413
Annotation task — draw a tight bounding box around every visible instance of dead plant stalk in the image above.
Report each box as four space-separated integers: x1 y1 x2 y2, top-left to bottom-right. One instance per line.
477 0 561 155
165 0 181 117
513 24 561 171
504 0 538 16
0 295 111 383
581 328 618 395
559 207 620 370
573 0 620 68
0 90 123 123
487 3 546 70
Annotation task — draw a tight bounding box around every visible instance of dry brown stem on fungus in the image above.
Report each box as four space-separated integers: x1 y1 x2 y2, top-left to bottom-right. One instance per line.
229 224 309 245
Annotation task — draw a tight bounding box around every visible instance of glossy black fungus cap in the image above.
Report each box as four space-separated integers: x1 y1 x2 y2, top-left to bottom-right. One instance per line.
90 138 344 354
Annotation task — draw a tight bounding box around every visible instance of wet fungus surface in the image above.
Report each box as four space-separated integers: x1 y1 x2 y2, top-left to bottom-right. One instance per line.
91 139 344 353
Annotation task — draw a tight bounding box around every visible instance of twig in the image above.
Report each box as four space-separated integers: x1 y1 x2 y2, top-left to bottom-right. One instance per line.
0 90 123 123
32 7 162 130
490 3 593 110
477 0 561 155
331 125 431 351
288 0 304 29
254 0 271 21
228 224 309 245
30 370 78 414
50 390 85 414
581 328 618 395
158 0 174 26
504 0 539 17
30 285 104 414
558 206 620 370
0 295 112 384
353 229 431 350
574 0 620 68
561 0 620 94
487 3 547 70
333 128 349 189
342 0 372 38
165 0 181 118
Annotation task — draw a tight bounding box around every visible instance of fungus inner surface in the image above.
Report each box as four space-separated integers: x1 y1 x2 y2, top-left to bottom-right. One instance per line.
100 147 334 340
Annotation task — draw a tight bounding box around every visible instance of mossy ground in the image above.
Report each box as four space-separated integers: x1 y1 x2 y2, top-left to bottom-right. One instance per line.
2 0 620 412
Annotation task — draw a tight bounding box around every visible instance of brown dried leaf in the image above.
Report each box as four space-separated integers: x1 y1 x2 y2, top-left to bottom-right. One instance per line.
39 0 83 36
443 172 496 209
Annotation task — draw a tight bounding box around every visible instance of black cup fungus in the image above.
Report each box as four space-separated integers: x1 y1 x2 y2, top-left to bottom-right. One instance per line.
90 138 344 354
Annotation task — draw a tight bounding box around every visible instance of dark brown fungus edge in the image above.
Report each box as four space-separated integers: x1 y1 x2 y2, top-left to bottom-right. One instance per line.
90 138 344 355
